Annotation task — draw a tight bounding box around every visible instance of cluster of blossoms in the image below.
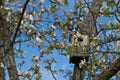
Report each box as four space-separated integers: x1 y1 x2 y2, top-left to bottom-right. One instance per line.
32 55 39 62
20 63 42 79
31 64 40 73
40 0 45 3
35 36 43 45
35 71 43 79
0 63 4 68
18 61 24 66
79 59 86 69
22 71 31 78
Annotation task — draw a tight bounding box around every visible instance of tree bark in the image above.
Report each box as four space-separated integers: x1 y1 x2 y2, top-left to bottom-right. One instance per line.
4 45 19 80
81 0 102 36
0 12 19 80
0 53 5 80
73 64 86 80
72 65 80 80
0 14 6 80
94 57 120 80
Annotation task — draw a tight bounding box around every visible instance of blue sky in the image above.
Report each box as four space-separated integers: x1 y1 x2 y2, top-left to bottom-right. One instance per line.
16 41 74 80
5 0 120 80
13 0 75 80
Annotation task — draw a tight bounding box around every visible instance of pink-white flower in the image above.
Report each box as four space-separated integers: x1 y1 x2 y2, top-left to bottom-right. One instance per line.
0 63 4 68
32 55 39 62
37 71 43 78
50 25 56 29
27 30 32 35
29 15 33 21
40 0 45 3
79 59 86 68
36 36 43 43
22 71 31 77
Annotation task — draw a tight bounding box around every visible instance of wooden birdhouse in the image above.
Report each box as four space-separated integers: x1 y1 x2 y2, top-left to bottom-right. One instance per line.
70 31 89 66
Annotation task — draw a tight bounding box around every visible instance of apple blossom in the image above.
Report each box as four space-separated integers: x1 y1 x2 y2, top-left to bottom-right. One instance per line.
40 0 45 3
32 55 39 62
0 63 4 68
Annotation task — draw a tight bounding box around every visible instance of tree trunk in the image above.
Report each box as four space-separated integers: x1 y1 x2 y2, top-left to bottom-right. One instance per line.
0 14 6 80
4 45 19 80
0 12 19 80
72 65 80 80
0 53 5 80
72 65 85 80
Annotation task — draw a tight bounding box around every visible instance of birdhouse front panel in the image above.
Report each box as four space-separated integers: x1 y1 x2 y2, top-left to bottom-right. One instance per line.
70 31 89 64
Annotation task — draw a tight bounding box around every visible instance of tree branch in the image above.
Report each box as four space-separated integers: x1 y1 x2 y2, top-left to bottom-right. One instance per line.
94 57 120 80
49 68 57 80
97 37 120 46
115 14 120 23
11 0 30 46
93 50 120 54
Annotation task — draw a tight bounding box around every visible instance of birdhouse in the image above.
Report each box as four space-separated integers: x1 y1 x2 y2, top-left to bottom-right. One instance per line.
70 31 89 65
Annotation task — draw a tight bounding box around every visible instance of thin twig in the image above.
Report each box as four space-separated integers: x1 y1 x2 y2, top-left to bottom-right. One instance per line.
48 63 57 80
49 68 57 80
115 14 120 23
29 72 35 80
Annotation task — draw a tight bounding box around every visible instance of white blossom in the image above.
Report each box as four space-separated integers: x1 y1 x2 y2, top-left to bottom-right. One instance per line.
33 11 36 15
117 41 120 47
40 0 45 3
37 33 41 36
29 15 33 21
41 8 45 13
4 7 13 11
76 31 81 37
21 50 26 58
79 17 84 21
17 69 20 75
22 71 31 78
18 8 22 13
8 12 11 16
0 63 4 68
22 71 28 76
117 71 120 78
18 61 24 66
53 33 56 37
92 65 97 70
69 9 73 13
27 30 32 35
36 36 42 43
81 59 86 65
35 71 43 79
79 59 86 68
5 0 9 3
50 25 56 29
70 21 73 24
93 36 100 40
31 64 40 71
30 24 36 30
83 7 89 13
32 55 39 62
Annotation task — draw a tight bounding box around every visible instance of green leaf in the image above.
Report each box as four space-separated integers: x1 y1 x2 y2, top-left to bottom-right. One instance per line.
64 0 68 6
